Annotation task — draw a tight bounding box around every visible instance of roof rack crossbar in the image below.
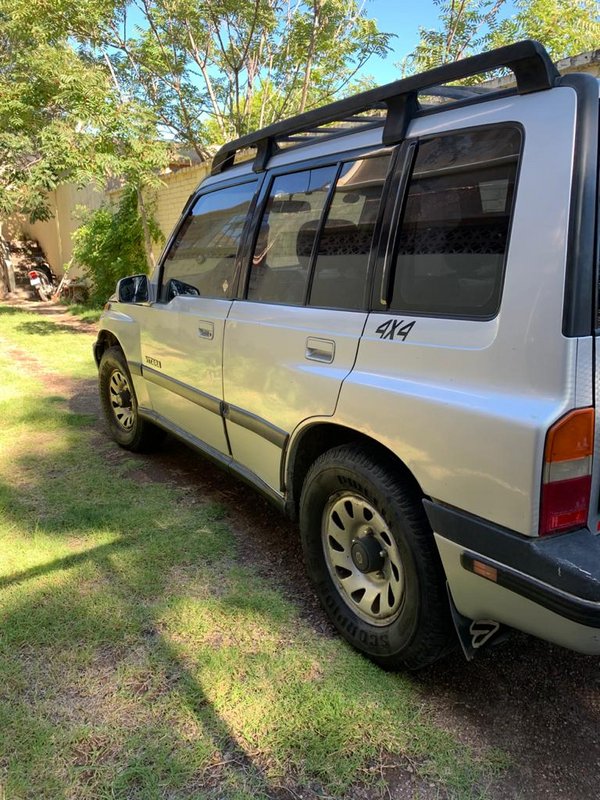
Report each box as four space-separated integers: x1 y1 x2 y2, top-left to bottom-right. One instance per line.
211 40 558 176
339 113 386 121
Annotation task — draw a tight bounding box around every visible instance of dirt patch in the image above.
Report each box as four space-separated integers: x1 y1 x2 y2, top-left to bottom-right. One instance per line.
0 289 98 334
3 308 600 799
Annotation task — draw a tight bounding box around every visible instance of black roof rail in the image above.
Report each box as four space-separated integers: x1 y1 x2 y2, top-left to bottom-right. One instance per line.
211 40 558 176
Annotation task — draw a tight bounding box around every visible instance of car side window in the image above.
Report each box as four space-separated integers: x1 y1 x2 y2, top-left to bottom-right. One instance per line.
309 154 391 310
247 166 337 305
390 126 522 319
161 181 257 301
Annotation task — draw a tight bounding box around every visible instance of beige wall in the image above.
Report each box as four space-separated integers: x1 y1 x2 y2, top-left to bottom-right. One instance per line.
10 163 210 278
17 182 105 277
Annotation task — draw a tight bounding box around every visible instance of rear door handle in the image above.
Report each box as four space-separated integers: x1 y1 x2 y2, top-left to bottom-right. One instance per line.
305 337 335 363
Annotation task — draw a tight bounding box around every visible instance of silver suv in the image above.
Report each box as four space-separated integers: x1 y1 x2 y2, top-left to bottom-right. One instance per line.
95 41 600 669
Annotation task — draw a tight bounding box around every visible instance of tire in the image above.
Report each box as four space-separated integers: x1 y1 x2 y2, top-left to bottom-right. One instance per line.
36 273 54 301
299 444 455 670
98 346 165 452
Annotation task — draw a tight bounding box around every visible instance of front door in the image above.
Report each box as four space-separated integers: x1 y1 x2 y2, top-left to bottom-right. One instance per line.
141 178 258 455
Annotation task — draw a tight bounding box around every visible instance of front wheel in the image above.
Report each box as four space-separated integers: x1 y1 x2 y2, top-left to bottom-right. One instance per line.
299 444 455 670
98 346 165 452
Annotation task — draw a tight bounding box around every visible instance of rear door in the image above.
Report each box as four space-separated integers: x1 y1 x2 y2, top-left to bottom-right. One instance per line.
222 153 392 491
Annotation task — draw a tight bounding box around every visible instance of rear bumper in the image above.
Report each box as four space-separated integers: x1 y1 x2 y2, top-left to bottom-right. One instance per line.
425 501 600 654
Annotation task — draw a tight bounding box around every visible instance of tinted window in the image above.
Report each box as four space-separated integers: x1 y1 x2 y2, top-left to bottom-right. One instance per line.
390 126 521 318
162 181 257 299
247 166 336 305
309 154 391 310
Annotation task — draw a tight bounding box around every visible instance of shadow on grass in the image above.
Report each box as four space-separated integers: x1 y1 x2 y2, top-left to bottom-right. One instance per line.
16 320 87 336
0 304 28 316
0 416 286 798
4 387 474 799
0 536 143 591
63 304 103 324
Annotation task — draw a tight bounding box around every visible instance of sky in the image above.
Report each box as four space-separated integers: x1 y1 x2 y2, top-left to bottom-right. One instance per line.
360 0 519 83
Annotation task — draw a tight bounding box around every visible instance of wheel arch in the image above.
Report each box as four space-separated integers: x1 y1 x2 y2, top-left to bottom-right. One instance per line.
285 422 426 520
94 330 123 367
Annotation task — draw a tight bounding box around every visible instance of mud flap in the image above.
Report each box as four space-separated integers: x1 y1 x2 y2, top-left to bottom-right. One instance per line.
447 585 510 660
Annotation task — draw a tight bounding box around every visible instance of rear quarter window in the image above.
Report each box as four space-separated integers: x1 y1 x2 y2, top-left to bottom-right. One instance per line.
390 125 522 319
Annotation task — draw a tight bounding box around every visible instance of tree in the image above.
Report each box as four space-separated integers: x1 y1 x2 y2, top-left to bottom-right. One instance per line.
0 0 170 293
58 0 393 155
402 0 600 75
490 0 600 58
0 0 390 296
401 0 507 75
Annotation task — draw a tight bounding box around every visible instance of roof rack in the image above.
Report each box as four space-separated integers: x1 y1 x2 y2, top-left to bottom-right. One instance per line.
211 40 558 176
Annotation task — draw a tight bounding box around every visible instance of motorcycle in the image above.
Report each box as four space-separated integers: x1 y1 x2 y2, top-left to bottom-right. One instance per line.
27 259 56 301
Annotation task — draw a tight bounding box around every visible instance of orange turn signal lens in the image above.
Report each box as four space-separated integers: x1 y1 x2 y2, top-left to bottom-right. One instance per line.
472 561 498 582
544 408 594 463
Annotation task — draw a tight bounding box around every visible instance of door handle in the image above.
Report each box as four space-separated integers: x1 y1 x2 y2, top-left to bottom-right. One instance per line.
305 337 335 363
197 321 214 340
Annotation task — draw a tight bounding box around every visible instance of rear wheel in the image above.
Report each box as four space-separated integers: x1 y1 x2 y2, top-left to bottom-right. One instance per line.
99 346 165 452
36 273 54 301
299 444 455 669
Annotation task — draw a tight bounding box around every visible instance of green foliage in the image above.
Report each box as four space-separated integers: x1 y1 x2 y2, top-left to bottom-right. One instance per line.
0 0 170 221
72 187 162 305
50 0 393 152
490 0 600 58
0 0 390 221
403 0 600 76
402 0 507 75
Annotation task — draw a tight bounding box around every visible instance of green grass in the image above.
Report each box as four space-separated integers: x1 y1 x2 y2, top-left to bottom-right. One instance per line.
0 305 95 378
62 303 103 324
0 306 507 799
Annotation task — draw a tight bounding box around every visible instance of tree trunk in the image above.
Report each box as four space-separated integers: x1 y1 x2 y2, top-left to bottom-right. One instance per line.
0 225 16 297
136 189 157 273
300 0 321 113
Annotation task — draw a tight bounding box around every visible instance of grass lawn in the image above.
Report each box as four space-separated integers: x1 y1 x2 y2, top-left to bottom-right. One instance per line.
0 305 507 799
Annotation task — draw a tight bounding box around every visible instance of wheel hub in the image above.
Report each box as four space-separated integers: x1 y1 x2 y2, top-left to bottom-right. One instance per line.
351 535 385 573
116 388 131 408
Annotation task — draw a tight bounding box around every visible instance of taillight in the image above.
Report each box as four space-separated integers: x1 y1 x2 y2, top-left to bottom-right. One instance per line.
540 408 594 536
28 270 38 278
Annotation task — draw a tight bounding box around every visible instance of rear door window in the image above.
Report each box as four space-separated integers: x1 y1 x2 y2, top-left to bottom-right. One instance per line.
246 166 337 305
309 154 391 310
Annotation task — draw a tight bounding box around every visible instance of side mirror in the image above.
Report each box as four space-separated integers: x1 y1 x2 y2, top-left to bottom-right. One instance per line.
117 274 149 304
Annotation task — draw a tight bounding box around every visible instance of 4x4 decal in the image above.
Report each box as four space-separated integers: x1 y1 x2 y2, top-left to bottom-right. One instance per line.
375 319 415 341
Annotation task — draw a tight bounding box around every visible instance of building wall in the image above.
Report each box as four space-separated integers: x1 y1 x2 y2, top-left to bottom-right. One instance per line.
17 182 105 276
483 48 599 90
107 164 209 265
12 163 210 278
